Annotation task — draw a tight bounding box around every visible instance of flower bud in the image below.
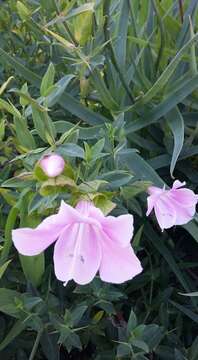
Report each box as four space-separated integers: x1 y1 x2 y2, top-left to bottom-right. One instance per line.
39 154 65 177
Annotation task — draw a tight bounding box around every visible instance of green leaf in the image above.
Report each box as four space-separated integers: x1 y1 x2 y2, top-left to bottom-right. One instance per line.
0 118 5 140
19 254 45 287
126 74 198 133
0 76 14 96
32 107 56 144
0 288 23 318
14 116 36 150
0 99 21 118
73 4 94 46
170 300 198 324
166 107 184 177
127 309 137 333
133 30 198 107
57 143 85 159
91 69 119 110
0 319 26 351
0 260 11 280
145 223 191 293
40 63 55 97
98 170 133 189
121 181 152 199
1 174 35 188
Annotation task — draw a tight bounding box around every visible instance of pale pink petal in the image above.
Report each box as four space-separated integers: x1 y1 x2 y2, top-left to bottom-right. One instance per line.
172 180 186 189
146 195 156 216
12 201 81 256
147 186 164 196
170 189 198 207
99 231 142 283
101 214 133 247
174 205 196 225
54 223 102 285
154 197 177 230
39 154 65 177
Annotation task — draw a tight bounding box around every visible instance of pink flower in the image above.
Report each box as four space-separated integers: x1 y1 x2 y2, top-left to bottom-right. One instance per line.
146 180 198 231
39 154 65 177
12 201 142 285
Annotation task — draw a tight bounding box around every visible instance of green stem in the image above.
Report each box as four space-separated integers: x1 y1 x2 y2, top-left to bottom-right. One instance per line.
29 328 43 360
0 206 19 265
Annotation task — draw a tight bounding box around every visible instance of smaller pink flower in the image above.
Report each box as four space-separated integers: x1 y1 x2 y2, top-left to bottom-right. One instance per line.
39 154 65 177
146 180 198 231
12 200 142 286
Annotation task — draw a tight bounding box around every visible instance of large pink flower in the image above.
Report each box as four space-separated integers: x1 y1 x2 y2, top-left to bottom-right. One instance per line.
12 201 142 285
146 180 198 231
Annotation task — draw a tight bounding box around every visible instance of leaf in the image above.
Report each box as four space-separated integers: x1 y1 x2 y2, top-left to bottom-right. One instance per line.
40 63 55 97
166 107 184 177
145 223 191 293
127 309 137 333
121 181 152 199
43 28 76 50
98 170 133 189
16 1 31 21
170 300 198 323
91 69 119 110
0 118 5 140
19 254 45 287
179 291 198 297
142 324 164 351
32 107 56 143
57 143 85 159
0 49 109 126
0 99 21 118
14 116 36 150
73 4 93 46
0 319 26 351
0 76 14 96
0 288 23 318
70 305 88 327
126 73 198 133
0 260 11 280
131 339 149 353
133 30 198 106
0 47 40 86
114 0 129 70
1 174 35 188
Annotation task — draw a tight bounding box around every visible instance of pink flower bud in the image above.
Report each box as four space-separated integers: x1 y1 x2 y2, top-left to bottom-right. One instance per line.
39 154 65 177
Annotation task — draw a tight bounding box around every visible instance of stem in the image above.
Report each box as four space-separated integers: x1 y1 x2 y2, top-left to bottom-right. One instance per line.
178 0 184 23
103 0 134 103
0 206 19 265
29 328 43 360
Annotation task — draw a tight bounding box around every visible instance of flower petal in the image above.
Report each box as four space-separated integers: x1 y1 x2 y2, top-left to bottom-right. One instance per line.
154 197 176 230
170 189 198 207
54 223 102 285
146 195 156 216
101 214 134 247
174 203 196 225
12 201 81 256
147 186 164 196
40 154 65 177
99 231 142 283
172 180 186 189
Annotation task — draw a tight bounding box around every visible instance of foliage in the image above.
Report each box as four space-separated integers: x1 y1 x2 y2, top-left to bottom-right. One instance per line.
0 0 198 359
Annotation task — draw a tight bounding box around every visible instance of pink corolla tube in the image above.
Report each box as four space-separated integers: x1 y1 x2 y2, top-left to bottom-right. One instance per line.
146 180 198 231
12 201 142 285
39 154 65 177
